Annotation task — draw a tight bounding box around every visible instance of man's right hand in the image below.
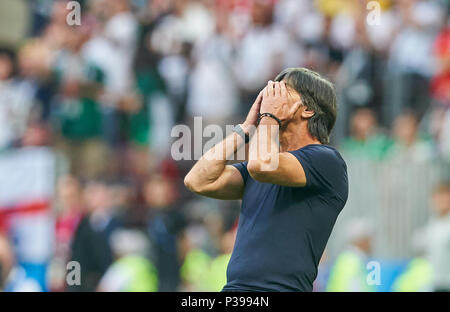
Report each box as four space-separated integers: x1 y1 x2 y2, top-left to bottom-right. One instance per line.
242 91 263 133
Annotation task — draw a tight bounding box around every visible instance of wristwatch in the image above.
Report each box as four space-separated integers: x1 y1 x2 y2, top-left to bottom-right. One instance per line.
233 124 249 143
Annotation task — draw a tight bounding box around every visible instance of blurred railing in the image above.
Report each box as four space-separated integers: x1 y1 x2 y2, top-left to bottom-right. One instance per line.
327 157 450 261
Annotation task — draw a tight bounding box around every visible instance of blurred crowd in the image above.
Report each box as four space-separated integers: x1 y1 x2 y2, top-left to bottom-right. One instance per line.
0 0 449 292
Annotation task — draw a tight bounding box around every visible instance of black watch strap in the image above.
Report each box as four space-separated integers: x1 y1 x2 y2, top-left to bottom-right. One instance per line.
233 124 249 143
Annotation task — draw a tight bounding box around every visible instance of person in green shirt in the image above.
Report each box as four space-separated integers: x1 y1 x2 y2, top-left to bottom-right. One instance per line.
392 258 432 292
97 229 158 292
340 108 393 161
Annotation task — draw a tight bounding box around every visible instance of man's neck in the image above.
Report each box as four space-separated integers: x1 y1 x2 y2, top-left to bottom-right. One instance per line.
279 124 321 152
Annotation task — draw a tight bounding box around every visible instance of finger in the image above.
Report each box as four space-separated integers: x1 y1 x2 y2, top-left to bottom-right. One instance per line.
267 80 274 97
262 86 268 99
256 90 263 102
264 84 269 98
280 81 288 98
274 81 281 97
252 91 263 111
252 91 262 106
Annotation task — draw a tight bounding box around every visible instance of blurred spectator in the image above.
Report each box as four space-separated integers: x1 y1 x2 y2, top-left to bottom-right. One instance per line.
387 111 435 162
0 0 29 48
187 8 239 125
50 18 109 179
68 179 121 291
429 105 450 161
431 24 450 107
233 0 296 114
143 174 186 291
0 44 51 150
204 229 235 292
430 21 450 160
0 49 22 149
0 232 14 290
49 175 84 291
387 0 444 122
97 229 158 292
423 181 450 291
392 230 432 292
0 232 42 292
102 0 138 95
180 238 212 291
340 108 392 160
180 207 234 291
326 219 376 292
392 258 432 292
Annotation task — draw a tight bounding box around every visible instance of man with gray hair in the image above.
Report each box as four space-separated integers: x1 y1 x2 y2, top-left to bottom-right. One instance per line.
185 68 348 292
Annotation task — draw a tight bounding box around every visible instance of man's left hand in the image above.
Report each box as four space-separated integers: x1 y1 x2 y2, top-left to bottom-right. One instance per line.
260 80 301 123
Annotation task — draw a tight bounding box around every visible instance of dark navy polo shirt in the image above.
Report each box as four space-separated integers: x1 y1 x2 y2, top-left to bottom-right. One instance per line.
223 144 348 292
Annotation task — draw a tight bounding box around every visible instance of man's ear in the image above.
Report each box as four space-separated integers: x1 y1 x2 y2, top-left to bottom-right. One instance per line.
301 106 315 119
289 101 302 118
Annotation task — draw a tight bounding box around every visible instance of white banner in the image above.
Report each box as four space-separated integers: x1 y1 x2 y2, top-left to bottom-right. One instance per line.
0 147 55 209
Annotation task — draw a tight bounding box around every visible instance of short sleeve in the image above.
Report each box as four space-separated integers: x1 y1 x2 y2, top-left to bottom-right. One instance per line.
232 161 249 185
289 145 348 203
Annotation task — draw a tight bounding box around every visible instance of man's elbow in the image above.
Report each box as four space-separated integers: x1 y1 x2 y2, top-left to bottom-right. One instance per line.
184 174 205 194
247 160 273 183
184 173 197 192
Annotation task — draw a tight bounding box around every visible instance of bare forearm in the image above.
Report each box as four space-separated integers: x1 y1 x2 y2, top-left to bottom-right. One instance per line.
184 131 245 192
185 90 262 197
248 117 279 173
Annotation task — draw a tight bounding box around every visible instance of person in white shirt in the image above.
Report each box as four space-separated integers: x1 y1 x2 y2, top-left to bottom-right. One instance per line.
424 182 450 291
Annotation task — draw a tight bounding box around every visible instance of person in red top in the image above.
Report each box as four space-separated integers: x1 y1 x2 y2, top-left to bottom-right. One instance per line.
431 25 450 106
